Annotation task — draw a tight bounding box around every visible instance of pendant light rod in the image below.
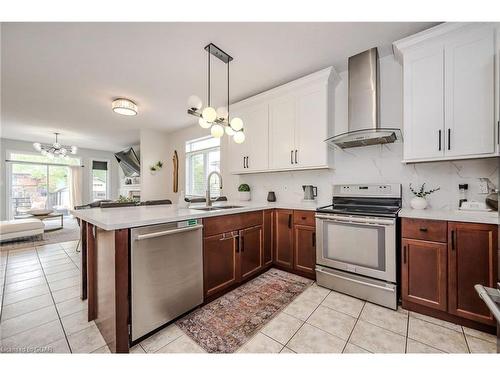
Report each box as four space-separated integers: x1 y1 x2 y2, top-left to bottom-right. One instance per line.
227 59 230 119
207 47 211 107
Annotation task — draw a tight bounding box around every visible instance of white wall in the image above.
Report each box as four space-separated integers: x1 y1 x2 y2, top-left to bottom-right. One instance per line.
139 129 173 201
238 54 499 209
139 126 239 203
139 54 498 210
0 138 121 220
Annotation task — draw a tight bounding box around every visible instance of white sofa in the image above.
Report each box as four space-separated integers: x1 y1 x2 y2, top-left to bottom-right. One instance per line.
0 219 44 242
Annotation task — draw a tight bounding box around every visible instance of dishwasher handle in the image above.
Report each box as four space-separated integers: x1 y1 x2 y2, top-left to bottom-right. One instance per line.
135 224 203 241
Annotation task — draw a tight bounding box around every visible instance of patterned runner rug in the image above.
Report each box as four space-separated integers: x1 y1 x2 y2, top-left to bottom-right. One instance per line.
176 268 312 353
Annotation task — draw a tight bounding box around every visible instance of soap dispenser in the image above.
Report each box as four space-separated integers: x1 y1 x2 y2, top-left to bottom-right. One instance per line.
458 184 468 208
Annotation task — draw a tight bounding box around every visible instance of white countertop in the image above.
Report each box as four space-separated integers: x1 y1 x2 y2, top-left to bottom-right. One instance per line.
399 208 498 225
71 200 326 231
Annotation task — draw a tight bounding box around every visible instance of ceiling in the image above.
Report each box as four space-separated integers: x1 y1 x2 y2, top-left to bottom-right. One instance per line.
1 22 438 152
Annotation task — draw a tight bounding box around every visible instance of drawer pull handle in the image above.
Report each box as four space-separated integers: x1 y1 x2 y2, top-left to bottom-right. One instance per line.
403 245 407 264
419 227 428 232
451 230 455 250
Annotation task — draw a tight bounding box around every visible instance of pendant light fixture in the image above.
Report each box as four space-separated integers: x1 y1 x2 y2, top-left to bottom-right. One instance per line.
33 133 78 158
187 43 245 143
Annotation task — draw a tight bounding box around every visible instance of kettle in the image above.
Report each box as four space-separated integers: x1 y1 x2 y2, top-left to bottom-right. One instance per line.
302 185 318 200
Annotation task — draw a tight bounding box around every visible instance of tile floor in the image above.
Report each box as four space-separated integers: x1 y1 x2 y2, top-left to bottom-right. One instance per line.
0 241 497 354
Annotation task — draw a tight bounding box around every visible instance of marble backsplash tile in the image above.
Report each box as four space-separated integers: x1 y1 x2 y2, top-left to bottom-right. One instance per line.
238 143 499 210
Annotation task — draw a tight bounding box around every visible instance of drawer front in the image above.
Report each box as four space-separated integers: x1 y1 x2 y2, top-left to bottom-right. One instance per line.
402 218 447 242
293 210 315 227
203 211 263 237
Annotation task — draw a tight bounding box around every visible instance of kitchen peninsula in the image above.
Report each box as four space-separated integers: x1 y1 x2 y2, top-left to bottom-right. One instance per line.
72 201 322 353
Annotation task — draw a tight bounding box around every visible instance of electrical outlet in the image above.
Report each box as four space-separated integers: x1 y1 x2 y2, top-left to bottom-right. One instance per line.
283 185 288 191
478 180 489 194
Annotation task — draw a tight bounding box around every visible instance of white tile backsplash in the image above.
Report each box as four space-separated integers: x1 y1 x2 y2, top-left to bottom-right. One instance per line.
239 143 498 210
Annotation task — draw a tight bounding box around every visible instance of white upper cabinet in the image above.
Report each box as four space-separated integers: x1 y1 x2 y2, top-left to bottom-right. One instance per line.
402 45 445 160
228 67 339 174
394 23 499 163
269 95 296 169
444 26 496 157
228 102 269 173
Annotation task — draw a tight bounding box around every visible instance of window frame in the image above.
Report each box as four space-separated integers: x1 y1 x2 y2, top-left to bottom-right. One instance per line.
185 136 221 198
89 158 110 202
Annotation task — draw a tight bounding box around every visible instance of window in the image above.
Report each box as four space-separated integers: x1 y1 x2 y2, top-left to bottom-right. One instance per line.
7 151 80 218
91 160 109 201
185 136 220 197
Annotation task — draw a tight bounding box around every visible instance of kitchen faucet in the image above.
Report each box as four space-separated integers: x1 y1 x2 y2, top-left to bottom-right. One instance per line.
206 171 223 207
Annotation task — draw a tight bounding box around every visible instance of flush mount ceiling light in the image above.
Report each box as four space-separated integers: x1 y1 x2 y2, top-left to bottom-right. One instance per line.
112 98 138 116
187 43 245 143
33 132 78 158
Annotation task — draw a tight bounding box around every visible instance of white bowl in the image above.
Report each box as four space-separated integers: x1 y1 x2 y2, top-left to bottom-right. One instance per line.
27 209 54 216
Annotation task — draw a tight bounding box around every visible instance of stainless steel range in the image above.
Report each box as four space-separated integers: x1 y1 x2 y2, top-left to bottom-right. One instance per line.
315 183 402 310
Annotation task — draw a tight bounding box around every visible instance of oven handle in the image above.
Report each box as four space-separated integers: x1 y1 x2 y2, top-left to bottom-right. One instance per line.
315 214 395 226
475 284 500 323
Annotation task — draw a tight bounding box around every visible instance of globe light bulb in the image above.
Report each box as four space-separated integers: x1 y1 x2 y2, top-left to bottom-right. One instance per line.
71 146 78 154
61 148 67 155
202 107 217 123
216 106 228 120
41 149 48 156
187 95 202 111
233 131 245 144
33 142 42 151
211 124 224 138
47 152 55 159
53 142 61 149
230 117 243 131
199 117 211 129
225 126 235 136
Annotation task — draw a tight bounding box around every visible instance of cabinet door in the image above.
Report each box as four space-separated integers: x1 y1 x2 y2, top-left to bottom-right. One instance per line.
227 103 268 173
263 210 274 267
444 25 496 157
403 45 445 161
269 95 296 169
294 225 316 278
227 106 250 174
239 225 263 281
203 232 238 297
274 209 294 269
295 86 329 168
402 238 447 311
448 222 498 325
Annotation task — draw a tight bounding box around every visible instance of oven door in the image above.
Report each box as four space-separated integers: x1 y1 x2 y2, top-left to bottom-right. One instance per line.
316 214 396 282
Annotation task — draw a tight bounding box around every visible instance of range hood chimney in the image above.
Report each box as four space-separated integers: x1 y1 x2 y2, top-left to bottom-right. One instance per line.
325 48 401 149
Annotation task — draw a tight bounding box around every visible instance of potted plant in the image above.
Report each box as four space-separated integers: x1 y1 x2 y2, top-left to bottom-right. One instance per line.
238 183 251 201
409 183 440 209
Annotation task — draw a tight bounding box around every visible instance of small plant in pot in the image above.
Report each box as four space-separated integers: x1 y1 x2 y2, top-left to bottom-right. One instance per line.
409 183 440 210
238 184 251 201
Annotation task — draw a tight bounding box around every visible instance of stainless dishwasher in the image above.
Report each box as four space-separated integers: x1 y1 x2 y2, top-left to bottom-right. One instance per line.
130 219 203 341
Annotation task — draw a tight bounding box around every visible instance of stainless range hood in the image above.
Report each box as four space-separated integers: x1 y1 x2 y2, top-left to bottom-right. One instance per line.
325 48 401 149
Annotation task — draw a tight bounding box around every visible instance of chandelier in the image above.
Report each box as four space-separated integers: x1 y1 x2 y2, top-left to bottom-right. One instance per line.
187 43 245 143
33 133 78 159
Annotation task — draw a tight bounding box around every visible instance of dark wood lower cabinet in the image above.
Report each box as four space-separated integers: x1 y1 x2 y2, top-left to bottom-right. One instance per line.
293 224 316 278
262 210 274 267
402 238 447 311
402 218 498 331
240 225 263 281
203 232 238 298
448 222 497 325
274 209 294 270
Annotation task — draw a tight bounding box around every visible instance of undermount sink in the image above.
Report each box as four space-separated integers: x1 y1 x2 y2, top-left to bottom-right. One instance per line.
192 205 244 211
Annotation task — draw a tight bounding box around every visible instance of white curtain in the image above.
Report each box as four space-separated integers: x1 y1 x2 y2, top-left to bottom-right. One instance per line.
69 166 83 209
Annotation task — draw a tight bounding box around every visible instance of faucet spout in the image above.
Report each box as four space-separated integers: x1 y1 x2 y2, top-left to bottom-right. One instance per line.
206 171 223 207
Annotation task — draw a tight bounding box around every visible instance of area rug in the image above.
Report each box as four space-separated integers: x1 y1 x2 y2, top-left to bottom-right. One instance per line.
176 268 313 353
0 218 80 251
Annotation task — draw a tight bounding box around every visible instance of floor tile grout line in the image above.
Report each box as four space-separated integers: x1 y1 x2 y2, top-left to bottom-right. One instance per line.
0 250 10 322
404 308 410 353
462 326 471 354
341 301 366 353
34 248 73 353
0 297 55 322
281 288 333 351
